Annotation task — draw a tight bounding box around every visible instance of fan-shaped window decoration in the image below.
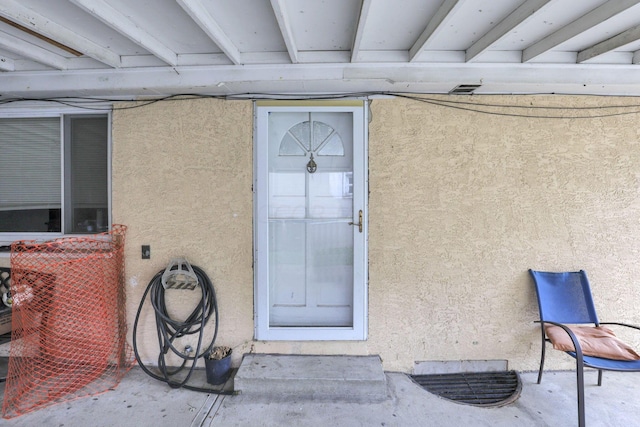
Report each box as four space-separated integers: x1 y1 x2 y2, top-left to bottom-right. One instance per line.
318 133 344 156
279 133 306 155
279 120 344 157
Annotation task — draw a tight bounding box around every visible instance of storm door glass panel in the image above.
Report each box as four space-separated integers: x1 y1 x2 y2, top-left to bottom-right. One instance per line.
268 112 354 327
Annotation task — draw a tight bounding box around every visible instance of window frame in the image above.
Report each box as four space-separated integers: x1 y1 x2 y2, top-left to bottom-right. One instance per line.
0 103 112 249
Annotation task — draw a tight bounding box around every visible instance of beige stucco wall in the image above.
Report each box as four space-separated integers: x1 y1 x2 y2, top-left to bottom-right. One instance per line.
111 95 640 373
112 98 255 368
368 96 640 372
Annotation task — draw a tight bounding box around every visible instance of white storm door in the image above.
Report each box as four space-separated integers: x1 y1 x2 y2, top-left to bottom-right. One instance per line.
255 102 367 341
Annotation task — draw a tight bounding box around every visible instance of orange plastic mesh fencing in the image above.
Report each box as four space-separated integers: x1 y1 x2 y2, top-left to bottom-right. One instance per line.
2 225 134 419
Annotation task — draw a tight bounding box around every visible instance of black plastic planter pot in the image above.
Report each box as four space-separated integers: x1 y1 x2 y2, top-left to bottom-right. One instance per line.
204 351 232 385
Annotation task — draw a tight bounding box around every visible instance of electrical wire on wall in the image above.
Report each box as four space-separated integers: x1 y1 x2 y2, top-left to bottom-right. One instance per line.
5 91 640 120
389 93 640 119
132 259 235 394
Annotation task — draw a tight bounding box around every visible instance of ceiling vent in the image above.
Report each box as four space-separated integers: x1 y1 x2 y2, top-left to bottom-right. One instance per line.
449 84 481 95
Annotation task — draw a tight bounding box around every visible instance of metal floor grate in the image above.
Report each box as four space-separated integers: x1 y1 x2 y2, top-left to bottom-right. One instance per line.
411 371 522 407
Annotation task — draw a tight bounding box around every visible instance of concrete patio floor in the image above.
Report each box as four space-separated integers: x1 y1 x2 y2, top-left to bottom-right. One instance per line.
1 361 640 427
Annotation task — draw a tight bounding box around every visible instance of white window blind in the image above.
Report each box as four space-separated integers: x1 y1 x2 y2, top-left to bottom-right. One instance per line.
0 117 61 211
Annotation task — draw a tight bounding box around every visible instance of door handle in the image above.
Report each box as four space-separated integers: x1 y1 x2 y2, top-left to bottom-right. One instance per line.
349 210 363 233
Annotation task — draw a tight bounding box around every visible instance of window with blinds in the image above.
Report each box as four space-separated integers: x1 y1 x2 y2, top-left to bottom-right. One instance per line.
0 114 108 234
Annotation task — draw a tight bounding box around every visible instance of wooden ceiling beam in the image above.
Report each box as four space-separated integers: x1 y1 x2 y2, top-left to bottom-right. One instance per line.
466 0 551 62
578 24 640 63
177 0 242 65
0 31 68 69
70 0 177 66
350 0 372 63
270 0 298 64
409 0 463 62
0 54 14 71
523 0 640 62
0 0 121 67
0 16 81 57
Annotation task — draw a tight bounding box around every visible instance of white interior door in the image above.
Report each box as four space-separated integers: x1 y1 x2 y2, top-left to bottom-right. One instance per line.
255 101 367 340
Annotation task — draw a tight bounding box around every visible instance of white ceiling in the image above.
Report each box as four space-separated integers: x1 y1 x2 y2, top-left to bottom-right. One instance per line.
2 0 640 99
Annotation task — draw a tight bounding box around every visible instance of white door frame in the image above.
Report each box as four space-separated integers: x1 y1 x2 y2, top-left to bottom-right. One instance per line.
253 100 368 341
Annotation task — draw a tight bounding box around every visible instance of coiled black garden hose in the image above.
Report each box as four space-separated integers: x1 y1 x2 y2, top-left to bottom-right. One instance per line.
132 264 235 394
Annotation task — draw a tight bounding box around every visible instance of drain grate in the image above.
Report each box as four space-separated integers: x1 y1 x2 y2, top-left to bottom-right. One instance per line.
411 370 521 407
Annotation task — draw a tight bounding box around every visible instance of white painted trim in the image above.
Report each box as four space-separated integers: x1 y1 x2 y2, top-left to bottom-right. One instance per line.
409 0 462 62
522 0 640 62
0 0 121 68
465 0 552 62
270 0 299 64
6 62 640 97
253 101 368 341
254 104 269 339
296 51 351 63
352 49 409 64
70 0 178 66
0 31 68 70
351 0 372 63
0 55 14 71
177 0 242 65
0 101 113 115
578 24 640 63
252 327 365 341
0 106 112 246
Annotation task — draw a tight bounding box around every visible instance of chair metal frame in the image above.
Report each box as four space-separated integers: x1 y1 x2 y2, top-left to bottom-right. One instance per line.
529 269 640 427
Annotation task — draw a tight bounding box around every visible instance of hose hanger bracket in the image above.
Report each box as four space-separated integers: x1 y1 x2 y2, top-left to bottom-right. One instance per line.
161 258 199 290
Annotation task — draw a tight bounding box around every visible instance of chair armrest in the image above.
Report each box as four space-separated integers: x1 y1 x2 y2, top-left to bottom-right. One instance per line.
599 322 640 332
538 320 586 361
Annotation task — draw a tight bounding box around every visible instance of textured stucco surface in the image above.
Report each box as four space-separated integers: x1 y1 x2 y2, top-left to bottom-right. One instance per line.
367 95 640 372
105 95 640 373
112 98 255 368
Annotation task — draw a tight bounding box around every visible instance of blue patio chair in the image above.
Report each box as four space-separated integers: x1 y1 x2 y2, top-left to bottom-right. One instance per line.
529 269 640 427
